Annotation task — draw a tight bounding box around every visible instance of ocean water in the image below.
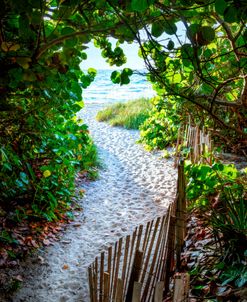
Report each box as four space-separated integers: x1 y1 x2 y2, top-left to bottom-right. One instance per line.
82 69 155 104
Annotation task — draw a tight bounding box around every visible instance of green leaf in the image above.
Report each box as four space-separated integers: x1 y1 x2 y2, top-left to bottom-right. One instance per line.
65 37 77 47
201 26 215 42
131 0 154 12
151 22 165 37
71 82 82 100
223 5 239 23
26 163 36 181
163 22 177 35
122 68 133 76
186 24 200 40
19 14 33 40
167 40 175 50
88 68 97 76
61 27 75 35
215 0 227 15
16 57 32 69
43 170 51 178
111 71 121 84
76 101 84 108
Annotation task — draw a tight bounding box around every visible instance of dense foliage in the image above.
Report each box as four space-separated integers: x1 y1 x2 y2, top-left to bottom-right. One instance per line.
185 161 247 295
1 0 246 219
112 0 247 152
139 96 180 150
0 1 105 220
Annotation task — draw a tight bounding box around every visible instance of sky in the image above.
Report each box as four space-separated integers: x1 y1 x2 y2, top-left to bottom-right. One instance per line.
80 39 146 70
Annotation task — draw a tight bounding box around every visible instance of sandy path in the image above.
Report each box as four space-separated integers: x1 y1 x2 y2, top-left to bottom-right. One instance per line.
6 104 176 302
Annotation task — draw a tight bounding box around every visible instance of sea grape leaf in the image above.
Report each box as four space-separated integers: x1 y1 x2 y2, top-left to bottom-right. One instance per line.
61 27 75 35
163 21 177 35
131 0 155 12
111 70 121 84
223 5 239 23
120 68 133 85
88 68 97 76
167 40 175 50
201 26 215 42
151 22 165 37
186 24 200 41
215 0 227 15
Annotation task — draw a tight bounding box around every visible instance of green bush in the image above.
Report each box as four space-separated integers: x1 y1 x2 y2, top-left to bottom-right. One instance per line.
0 101 98 221
139 97 180 150
185 161 247 287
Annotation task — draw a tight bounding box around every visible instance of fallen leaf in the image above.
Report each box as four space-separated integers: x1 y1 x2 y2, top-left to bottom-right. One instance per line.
72 223 82 227
43 239 51 246
13 275 23 282
38 256 45 264
31 240 39 248
61 240 71 244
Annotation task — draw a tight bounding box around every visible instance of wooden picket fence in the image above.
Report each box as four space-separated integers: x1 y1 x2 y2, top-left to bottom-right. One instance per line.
175 124 213 166
88 160 187 302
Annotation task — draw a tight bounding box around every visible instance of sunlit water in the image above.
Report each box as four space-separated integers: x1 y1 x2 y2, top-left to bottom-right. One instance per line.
82 69 155 104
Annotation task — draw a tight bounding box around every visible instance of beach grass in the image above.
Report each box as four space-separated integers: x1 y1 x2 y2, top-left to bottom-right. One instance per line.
96 98 152 129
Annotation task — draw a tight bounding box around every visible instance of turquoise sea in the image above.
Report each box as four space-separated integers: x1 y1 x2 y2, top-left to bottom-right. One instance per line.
83 69 155 104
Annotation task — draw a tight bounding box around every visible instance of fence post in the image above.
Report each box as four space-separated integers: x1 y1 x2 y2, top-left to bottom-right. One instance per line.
125 250 143 302
173 273 190 302
175 159 186 270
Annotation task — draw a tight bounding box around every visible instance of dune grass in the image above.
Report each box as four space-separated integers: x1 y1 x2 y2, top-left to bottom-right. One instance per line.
96 98 152 129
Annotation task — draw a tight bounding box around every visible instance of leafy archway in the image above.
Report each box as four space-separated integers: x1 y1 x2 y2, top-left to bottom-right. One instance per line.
0 0 246 220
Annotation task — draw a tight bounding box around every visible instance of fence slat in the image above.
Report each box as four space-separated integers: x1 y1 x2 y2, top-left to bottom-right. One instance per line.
164 214 176 294
113 238 123 300
135 225 143 253
88 266 94 302
148 213 170 301
115 278 124 302
144 216 166 302
125 250 143 302
100 252 104 302
175 160 186 270
93 259 98 302
142 220 153 259
103 272 110 302
131 282 142 302
110 241 118 299
122 235 130 294
141 221 150 253
154 281 164 302
125 227 137 294
155 211 170 283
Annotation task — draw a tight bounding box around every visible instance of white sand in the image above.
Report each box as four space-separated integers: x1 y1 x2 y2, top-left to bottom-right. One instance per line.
5 104 176 302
